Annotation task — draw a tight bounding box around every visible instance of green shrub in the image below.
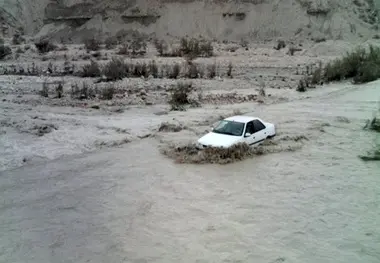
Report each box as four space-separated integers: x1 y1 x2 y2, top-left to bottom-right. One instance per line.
324 45 380 83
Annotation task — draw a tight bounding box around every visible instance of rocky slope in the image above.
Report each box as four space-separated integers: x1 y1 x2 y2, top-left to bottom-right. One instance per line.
1 0 380 42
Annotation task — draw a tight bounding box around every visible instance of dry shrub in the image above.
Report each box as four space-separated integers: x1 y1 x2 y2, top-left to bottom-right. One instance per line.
207 63 216 78
154 39 167 56
34 40 57 53
186 62 199 79
132 62 148 78
258 80 266 96
105 36 118 49
40 82 49 97
16 47 24 54
156 37 213 58
12 33 25 45
84 38 101 51
118 39 147 57
101 85 115 100
296 76 312 92
227 62 233 78
310 62 323 85
149 60 158 78
102 58 129 80
169 63 181 79
168 82 195 111
180 37 213 58
274 40 286 50
0 45 12 60
158 122 184 132
70 82 96 100
81 60 101 77
117 44 129 55
63 60 74 75
54 83 63 98
288 46 302 56
360 105 380 161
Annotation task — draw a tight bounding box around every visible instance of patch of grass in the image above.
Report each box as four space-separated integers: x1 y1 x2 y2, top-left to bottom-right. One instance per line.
81 60 101 77
168 82 196 111
34 40 57 53
0 45 12 60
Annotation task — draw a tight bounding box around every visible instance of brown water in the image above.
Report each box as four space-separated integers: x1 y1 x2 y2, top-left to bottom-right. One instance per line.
1 82 380 263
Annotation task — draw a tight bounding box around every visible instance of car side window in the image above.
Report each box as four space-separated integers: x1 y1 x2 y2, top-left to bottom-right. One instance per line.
252 120 266 133
245 122 254 134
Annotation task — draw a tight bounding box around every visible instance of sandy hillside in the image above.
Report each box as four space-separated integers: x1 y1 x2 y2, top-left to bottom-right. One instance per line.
1 0 380 42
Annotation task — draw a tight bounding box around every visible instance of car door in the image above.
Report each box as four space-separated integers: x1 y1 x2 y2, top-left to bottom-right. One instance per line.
243 121 256 145
251 119 267 145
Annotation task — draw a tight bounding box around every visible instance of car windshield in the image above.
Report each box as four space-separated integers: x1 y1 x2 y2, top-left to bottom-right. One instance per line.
212 120 245 136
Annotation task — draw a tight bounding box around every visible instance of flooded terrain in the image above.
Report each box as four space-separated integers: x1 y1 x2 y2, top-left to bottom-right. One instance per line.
1 78 379 263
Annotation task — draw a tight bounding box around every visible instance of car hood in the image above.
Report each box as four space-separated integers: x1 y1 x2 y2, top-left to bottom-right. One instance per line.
198 132 242 148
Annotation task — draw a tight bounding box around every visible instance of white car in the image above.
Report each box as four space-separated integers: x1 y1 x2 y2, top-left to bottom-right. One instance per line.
197 115 276 149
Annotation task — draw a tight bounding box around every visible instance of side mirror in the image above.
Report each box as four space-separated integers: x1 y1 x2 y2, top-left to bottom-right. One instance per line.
244 132 251 137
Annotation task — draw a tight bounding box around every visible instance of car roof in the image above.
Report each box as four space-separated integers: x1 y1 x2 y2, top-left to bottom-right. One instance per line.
224 115 260 123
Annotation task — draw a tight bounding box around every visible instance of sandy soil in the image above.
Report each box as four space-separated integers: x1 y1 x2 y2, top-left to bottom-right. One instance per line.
0 41 380 262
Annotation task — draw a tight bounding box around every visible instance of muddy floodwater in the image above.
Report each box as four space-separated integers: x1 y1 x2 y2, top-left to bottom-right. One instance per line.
1 81 380 263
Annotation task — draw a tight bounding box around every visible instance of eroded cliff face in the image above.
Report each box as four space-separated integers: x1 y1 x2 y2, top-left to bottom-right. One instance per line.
1 0 379 42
